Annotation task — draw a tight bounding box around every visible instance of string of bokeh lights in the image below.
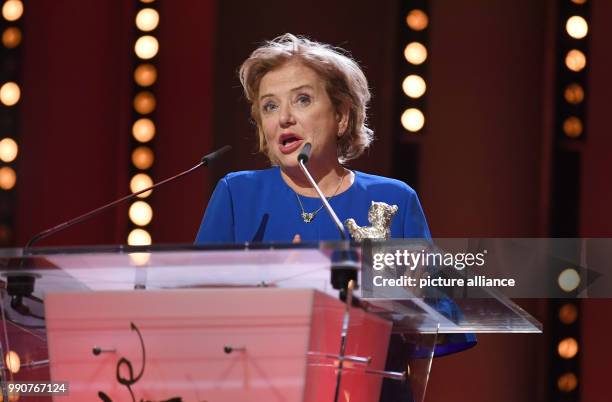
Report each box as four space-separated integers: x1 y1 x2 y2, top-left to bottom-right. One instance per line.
554 267 582 396
551 0 589 399
400 7 428 133
561 0 589 139
0 0 23 247
128 0 159 246
0 0 23 387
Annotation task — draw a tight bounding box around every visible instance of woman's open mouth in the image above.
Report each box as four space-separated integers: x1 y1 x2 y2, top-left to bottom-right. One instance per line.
278 133 304 154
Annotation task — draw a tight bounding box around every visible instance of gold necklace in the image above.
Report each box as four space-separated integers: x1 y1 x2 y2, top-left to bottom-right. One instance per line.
294 173 345 223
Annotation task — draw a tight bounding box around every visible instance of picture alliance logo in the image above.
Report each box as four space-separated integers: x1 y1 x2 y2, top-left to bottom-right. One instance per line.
371 249 488 271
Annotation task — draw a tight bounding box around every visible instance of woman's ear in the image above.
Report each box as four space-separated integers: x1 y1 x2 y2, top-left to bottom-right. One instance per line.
336 103 350 136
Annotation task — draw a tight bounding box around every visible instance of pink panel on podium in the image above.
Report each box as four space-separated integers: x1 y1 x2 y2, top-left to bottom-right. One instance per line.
45 288 391 402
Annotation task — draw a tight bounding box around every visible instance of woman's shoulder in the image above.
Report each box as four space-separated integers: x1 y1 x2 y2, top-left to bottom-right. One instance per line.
353 171 416 195
222 167 279 184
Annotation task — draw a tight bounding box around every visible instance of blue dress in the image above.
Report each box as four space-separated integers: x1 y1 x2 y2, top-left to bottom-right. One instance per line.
195 167 476 356
196 167 430 243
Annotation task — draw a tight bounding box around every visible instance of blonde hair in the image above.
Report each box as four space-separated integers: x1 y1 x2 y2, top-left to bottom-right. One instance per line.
239 33 373 163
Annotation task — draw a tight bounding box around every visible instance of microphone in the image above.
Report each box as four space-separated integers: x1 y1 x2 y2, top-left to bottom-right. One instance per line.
201 145 232 166
296 143 347 240
25 145 232 250
298 142 311 163
296 143 358 299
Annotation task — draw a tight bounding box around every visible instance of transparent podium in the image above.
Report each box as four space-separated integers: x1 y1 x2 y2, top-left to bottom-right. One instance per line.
0 242 541 402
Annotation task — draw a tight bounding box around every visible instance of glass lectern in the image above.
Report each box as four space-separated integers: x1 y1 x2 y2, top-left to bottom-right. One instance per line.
0 242 541 402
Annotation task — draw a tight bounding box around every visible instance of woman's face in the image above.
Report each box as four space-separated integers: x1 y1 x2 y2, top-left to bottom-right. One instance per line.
257 61 348 171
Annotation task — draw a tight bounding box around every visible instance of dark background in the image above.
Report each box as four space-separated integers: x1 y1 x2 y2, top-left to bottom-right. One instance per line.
8 0 612 401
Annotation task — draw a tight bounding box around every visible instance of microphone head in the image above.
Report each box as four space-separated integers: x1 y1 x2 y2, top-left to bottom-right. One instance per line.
201 145 232 166
298 143 312 163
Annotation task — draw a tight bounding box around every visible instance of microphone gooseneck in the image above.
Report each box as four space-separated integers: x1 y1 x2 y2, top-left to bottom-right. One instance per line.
296 143 347 240
25 146 232 250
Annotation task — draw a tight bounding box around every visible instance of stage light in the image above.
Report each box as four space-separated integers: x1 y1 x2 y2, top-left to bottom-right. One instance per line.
557 372 578 392
557 337 579 359
132 118 155 142
0 166 16 190
140 0 155 3
564 83 584 104
135 35 159 60
566 16 588 39
401 108 425 132
565 49 586 72
130 173 153 198
403 42 427 65
127 228 152 246
406 9 428 31
129 201 153 226
0 224 11 243
570 0 587 4
132 146 154 170
134 91 156 114
2 0 23 22
559 303 578 324
129 252 151 267
558 268 580 292
136 8 159 32
402 75 426 98
563 116 583 138
0 82 20 106
0 137 18 162
134 64 157 87
2 27 21 48
4 350 20 374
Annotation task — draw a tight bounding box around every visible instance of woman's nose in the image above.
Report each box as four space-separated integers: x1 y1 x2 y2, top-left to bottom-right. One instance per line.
279 104 296 127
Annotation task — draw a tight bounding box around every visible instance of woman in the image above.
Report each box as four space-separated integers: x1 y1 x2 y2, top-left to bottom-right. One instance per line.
196 33 430 244
196 34 476 400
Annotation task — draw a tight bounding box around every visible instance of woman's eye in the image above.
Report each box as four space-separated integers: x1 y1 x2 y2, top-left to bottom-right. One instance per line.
296 94 311 105
262 102 277 112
